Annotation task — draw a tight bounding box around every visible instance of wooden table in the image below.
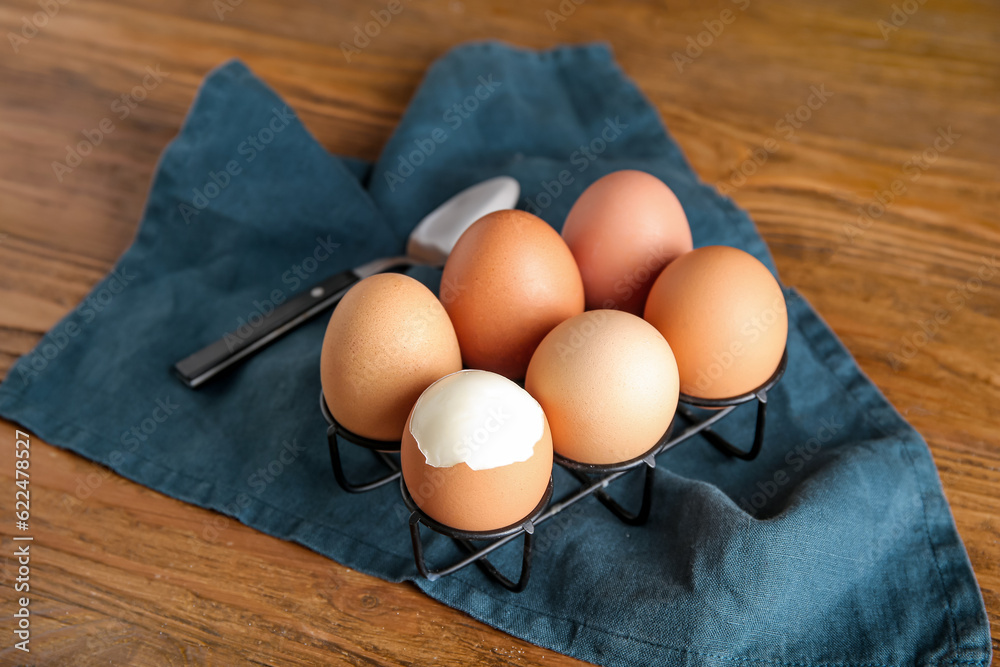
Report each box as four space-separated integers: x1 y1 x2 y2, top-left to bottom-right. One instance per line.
1 0 997 663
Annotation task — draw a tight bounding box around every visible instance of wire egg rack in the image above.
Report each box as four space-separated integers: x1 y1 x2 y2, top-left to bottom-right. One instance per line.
319 349 787 592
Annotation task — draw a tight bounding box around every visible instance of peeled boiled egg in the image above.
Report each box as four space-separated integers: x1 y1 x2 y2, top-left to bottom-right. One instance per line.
441 209 585 380
525 310 679 465
562 170 693 315
643 245 787 400
401 370 553 532
320 273 462 441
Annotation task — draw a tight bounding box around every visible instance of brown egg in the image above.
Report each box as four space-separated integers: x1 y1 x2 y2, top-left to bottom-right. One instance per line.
320 273 462 441
644 246 788 400
525 310 679 465
441 209 584 380
562 170 693 315
401 370 553 532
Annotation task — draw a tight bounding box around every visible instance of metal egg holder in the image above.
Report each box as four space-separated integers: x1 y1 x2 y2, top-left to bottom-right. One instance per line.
319 349 787 593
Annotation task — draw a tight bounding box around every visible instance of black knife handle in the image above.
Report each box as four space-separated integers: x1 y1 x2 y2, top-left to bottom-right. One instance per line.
174 269 361 388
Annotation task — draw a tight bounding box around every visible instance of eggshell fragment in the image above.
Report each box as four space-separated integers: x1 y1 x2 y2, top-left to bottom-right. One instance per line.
401 370 553 532
526 310 679 465
644 245 787 400
320 273 462 441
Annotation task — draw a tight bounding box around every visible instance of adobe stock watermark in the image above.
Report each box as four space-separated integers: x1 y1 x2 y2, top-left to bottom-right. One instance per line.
534 498 588 554
7 0 71 54
738 415 843 514
437 275 466 307
179 106 296 223
351 276 465 391
201 438 306 541
383 75 502 191
545 0 585 30
394 466 444 523
552 309 610 361
716 84 833 197
610 245 677 309
393 287 462 351
391 400 511 522
523 117 629 215
71 397 182 503
888 254 997 371
877 0 928 40
340 0 409 62
840 127 959 246
51 65 170 182
673 0 751 73
222 235 340 352
587 245 677 317
16 267 137 386
213 0 243 21
453 403 510 463
869 504 923 558
684 294 787 397
550 246 675 361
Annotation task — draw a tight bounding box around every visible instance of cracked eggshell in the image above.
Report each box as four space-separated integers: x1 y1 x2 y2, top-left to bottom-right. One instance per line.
320 273 463 441
400 370 553 532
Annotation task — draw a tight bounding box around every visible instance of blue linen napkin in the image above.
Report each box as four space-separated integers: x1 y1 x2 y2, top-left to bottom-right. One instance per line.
0 42 991 666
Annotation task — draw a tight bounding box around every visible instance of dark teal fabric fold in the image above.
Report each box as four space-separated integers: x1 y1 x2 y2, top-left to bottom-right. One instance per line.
0 42 990 666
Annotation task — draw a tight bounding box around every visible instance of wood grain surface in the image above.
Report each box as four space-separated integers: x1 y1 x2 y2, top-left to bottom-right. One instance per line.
1 0 998 664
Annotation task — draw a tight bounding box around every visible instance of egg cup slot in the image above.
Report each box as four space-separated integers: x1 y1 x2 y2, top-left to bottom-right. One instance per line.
675 348 788 461
401 476 555 593
553 438 665 527
548 349 785 528
319 390 402 493
358 348 789 592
